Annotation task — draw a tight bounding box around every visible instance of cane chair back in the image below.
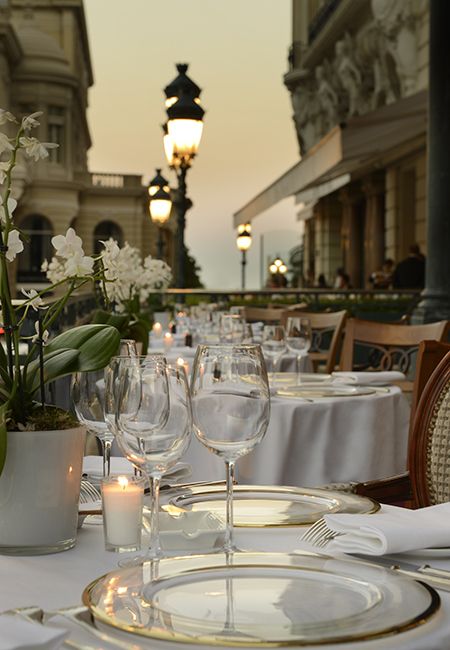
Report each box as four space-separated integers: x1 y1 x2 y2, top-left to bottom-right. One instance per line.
410 340 450 423
409 350 450 507
281 310 347 373
340 318 448 381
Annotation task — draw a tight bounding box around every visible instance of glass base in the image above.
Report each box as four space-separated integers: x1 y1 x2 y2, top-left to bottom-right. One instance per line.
106 542 141 553
0 537 76 556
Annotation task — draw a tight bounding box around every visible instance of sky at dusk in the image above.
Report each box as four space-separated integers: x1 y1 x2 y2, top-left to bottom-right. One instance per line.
84 0 300 289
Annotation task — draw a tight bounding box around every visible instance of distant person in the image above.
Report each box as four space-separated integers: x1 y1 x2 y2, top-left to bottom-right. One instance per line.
317 273 328 289
334 267 351 289
392 244 425 289
369 259 395 289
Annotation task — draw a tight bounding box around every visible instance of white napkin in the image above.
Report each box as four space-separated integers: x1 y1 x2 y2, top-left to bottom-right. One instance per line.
325 503 450 555
332 371 406 385
82 456 191 484
0 615 67 650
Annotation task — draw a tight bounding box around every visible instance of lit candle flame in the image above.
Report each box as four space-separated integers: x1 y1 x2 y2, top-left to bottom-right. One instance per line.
118 476 129 489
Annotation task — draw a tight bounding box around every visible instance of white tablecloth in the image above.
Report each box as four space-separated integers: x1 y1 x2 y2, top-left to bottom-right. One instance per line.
1 522 450 649
184 386 410 487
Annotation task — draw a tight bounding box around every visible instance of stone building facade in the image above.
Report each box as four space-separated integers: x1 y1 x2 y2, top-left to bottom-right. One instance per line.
0 0 175 290
234 0 429 289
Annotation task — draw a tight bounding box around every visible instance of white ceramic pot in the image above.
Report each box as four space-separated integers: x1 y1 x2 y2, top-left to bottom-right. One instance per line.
0 425 85 555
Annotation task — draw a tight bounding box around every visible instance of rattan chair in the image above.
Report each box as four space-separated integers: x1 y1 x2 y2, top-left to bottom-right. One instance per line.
353 342 450 508
280 310 347 373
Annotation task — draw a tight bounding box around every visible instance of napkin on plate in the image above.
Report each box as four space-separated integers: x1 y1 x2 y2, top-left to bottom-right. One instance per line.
324 503 450 555
82 456 191 485
331 371 406 386
0 615 67 650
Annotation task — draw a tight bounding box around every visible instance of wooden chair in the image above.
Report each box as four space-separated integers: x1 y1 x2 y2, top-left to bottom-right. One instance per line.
354 342 450 507
340 318 448 392
240 306 285 324
281 310 347 374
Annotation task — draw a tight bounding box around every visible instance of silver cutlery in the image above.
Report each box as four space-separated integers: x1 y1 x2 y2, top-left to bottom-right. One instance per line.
353 555 450 592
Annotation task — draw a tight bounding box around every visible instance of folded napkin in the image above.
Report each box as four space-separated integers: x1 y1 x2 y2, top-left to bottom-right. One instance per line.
331 371 406 386
325 503 450 555
82 456 191 485
0 615 67 650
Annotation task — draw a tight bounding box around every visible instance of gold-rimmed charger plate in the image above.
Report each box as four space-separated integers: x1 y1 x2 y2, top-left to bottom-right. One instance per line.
277 385 376 399
82 551 439 647
166 485 380 527
268 372 332 386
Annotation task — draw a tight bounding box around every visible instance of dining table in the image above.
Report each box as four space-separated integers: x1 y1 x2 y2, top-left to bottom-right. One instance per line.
2 509 450 650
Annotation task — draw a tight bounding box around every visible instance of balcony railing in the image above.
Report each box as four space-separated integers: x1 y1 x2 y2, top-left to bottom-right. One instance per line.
308 0 341 44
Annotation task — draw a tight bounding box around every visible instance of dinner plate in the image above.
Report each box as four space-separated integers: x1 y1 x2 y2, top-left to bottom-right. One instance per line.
83 551 439 646
276 385 376 399
268 372 331 386
167 485 380 526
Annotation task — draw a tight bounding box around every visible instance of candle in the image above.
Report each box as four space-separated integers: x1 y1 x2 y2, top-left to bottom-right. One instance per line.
176 357 190 376
152 322 163 337
163 332 173 351
101 475 145 551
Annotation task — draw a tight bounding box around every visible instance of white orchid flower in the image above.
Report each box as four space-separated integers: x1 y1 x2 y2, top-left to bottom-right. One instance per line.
51 227 83 259
0 161 11 184
21 288 47 311
64 251 94 278
19 136 58 161
21 112 43 131
100 238 120 260
5 229 24 261
0 132 14 155
0 196 16 224
31 321 49 344
0 109 16 125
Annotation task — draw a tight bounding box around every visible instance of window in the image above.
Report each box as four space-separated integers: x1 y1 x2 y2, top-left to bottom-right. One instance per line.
93 221 124 255
17 215 53 282
47 106 65 163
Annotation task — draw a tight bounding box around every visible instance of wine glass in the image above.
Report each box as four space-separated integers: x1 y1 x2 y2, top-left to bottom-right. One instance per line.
72 369 114 477
219 314 246 344
191 344 270 552
113 357 192 561
261 325 286 372
285 317 312 377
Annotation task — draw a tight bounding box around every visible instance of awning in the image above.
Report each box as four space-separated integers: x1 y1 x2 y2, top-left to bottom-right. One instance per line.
233 90 427 227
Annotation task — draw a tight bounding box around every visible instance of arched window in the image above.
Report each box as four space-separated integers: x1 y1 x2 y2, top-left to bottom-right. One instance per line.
93 221 124 255
17 214 53 282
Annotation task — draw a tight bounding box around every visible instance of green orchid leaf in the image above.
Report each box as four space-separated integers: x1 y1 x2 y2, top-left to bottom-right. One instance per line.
91 309 129 332
26 348 80 394
45 324 120 372
0 342 12 388
0 402 8 476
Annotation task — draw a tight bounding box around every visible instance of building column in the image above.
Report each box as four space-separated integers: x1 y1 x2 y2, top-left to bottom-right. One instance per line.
414 0 450 322
339 184 365 288
362 173 385 284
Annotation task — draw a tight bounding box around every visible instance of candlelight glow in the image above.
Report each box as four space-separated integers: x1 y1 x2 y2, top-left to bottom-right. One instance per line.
117 476 129 489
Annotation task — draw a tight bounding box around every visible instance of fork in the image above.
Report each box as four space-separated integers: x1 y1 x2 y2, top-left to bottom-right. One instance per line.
300 516 342 548
79 480 101 504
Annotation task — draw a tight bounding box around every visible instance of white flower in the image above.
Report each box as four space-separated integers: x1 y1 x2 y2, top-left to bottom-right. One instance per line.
19 136 58 161
64 251 94 277
31 321 49 344
100 238 120 260
51 227 83 258
0 196 17 224
5 229 24 261
0 109 16 125
0 161 11 184
41 256 66 284
21 112 43 131
21 288 46 311
0 132 14 155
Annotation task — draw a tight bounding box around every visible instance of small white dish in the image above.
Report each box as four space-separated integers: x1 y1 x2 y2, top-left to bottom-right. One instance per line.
143 509 225 552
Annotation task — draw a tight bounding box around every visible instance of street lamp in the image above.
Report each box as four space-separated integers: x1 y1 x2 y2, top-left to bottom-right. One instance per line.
236 223 252 290
269 257 288 287
163 63 205 288
148 168 172 259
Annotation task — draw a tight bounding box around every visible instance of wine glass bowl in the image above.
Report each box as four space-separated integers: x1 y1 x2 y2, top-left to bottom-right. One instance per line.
285 317 312 376
261 325 287 372
191 344 270 551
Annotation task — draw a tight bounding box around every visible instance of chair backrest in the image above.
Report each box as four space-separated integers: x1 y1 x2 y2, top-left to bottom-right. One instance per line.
408 350 450 507
340 318 448 375
410 340 450 422
241 306 285 324
281 310 347 373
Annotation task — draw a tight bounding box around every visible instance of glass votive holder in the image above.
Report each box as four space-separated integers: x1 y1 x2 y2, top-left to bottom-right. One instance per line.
101 475 145 552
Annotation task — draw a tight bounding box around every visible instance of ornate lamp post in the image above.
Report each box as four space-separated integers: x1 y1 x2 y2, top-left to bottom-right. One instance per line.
148 168 172 259
269 257 288 287
163 63 205 288
236 223 252 290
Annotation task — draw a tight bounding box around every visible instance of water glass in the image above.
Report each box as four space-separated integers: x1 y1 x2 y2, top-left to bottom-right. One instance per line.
285 317 312 375
261 325 287 372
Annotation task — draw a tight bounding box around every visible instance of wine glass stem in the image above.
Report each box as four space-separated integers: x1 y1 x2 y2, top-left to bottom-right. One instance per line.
101 439 112 477
147 474 162 558
224 460 235 552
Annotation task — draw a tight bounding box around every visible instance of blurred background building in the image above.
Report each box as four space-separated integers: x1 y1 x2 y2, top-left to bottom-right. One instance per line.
234 0 429 289
0 0 175 289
